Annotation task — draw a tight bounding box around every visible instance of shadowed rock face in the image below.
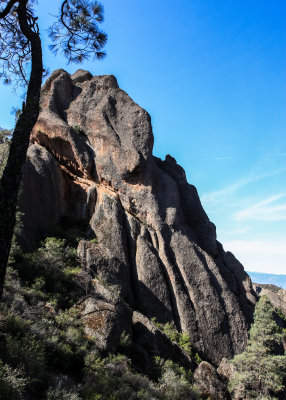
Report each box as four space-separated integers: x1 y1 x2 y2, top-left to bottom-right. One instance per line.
19 69 257 364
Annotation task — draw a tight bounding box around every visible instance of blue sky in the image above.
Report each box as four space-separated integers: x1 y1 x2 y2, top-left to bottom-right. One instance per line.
1 0 286 274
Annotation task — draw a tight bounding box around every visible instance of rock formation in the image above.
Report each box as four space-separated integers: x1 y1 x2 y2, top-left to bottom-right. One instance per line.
18 69 257 366
253 283 286 316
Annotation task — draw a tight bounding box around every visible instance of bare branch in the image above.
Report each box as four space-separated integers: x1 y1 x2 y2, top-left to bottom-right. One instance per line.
0 0 17 19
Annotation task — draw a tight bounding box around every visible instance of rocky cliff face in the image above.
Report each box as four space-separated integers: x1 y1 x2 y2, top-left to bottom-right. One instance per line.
19 69 257 366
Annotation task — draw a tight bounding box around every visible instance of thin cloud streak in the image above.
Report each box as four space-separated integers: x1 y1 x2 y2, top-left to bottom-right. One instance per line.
201 167 286 205
230 226 251 235
234 193 286 221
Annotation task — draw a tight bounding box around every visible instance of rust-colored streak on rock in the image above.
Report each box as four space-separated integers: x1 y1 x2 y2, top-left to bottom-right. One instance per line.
19 68 257 365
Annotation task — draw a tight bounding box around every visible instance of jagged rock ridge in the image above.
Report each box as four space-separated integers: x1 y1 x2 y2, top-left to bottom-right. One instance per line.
19 69 257 365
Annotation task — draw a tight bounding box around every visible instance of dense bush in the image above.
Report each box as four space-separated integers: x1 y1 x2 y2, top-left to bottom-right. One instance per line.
158 364 201 400
0 236 203 399
0 311 48 395
10 237 83 309
0 237 90 398
82 353 200 400
0 360 28 400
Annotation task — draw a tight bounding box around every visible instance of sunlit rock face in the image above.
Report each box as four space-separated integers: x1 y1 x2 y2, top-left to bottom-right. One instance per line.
19 69 257 364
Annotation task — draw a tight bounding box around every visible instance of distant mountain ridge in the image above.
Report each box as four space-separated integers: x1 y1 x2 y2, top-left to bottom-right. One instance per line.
248 271 286 289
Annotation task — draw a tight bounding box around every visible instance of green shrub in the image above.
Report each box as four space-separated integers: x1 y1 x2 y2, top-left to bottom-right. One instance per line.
44 308 89 373
47 387 80 400
151 318 202 363
0 361 28 400
89 237 98 244
158 365 200 400
82 353 158 400
82 352 200 400
0 312 48 394
119 331 132 350
153 356 193 383
229 296 286 398
12 237 83 309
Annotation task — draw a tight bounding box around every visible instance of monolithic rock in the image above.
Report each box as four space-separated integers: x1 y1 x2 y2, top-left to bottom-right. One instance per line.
194 361 230 400
217 357 236 381
19 69 257 364
253 283 286 316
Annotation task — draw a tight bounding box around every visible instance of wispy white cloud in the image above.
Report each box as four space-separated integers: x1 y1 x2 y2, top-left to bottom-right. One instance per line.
223 239 286 274
231 226 251 235
234 193 286 221
201 178 250 204
201 167 286 205
201 165 286 275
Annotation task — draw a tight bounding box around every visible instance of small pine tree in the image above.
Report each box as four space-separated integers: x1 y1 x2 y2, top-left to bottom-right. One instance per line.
229 296 286 399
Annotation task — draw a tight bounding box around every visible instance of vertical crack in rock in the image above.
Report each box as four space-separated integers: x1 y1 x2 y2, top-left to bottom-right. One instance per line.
156 228 197 334
19 68 257 365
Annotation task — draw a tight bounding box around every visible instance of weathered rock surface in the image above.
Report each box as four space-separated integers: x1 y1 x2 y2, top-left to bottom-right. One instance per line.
19 69 257 365
77 293 132 353
217 357 236 381
253 283 286 316
132 311 195 373
194 361 230 399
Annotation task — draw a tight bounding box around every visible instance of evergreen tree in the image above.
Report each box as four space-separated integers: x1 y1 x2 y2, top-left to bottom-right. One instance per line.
229 296 286 399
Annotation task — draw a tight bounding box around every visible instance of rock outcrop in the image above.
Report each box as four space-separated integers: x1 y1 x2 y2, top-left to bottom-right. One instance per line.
253 283 286 316
19 69 257 365
194 361 230 399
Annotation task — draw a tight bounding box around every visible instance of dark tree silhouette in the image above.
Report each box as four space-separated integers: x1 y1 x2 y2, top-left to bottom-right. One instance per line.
0 0 107 299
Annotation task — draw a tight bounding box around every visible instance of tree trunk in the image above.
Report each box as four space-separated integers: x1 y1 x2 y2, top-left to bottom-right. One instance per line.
0 0 43 299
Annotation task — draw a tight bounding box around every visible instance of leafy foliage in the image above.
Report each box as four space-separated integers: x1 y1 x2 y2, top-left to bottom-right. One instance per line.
83 352 200 400
0 360 28 400
0 236 202 399
151 318 202 364
156 359 201 400
10 237 83 309
229 296 286 399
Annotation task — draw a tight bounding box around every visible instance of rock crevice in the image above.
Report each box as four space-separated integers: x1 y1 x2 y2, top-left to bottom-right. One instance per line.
19 68 257 365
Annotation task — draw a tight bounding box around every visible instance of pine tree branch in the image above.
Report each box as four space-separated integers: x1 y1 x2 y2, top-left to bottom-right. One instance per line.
0 0 17 19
